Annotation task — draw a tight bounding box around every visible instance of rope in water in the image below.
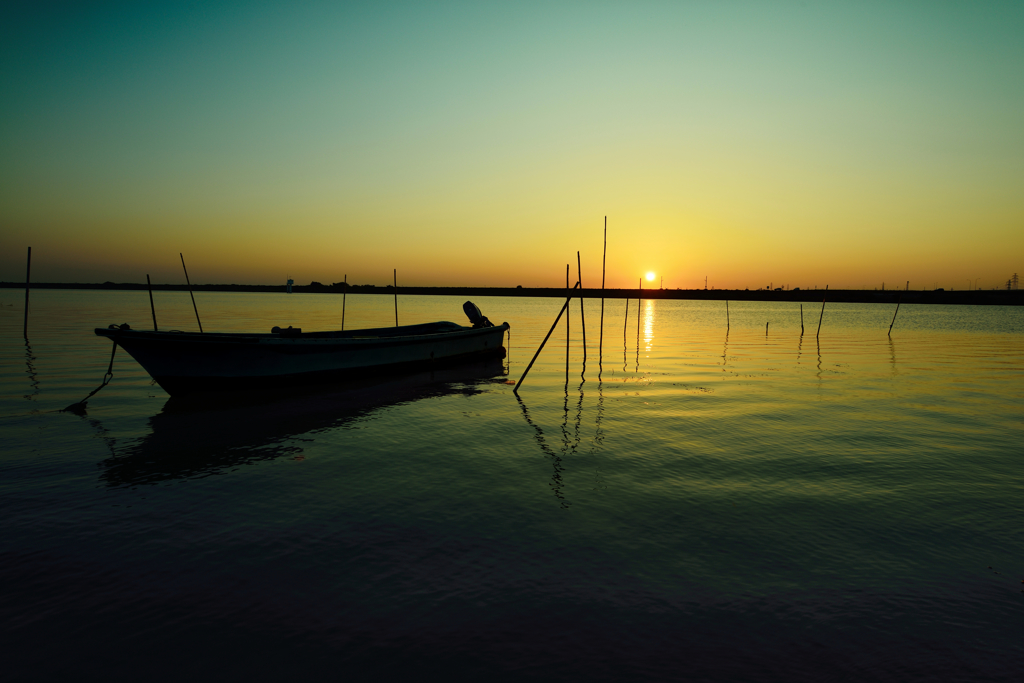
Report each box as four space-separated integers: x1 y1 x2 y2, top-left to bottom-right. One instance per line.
62 339 118 414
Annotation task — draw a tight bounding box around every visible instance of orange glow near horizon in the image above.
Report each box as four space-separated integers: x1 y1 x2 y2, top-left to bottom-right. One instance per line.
0 4 1021 290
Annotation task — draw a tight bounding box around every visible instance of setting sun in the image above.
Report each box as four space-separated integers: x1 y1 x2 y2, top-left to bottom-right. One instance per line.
645 272 656 282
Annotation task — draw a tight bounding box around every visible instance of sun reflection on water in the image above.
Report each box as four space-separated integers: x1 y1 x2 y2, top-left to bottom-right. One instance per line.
643 300 655 353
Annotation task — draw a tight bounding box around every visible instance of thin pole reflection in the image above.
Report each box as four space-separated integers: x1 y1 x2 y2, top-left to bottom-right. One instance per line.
618 296 626 368
635 300 641 374
816 336 823 381
623 321 628 374
561 375 570 455
636 280 642 373
580 324 587 383
515 396 570 508
580 323 587 383
574 377 584 455
517 353 611 506
565 320 570 388
24 337 39 401
592 379 606 491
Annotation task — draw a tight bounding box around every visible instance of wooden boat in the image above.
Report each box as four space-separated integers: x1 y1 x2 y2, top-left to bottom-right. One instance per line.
95 301 509 397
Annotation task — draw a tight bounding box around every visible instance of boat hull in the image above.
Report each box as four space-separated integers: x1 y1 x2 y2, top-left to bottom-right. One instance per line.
95 321 509 396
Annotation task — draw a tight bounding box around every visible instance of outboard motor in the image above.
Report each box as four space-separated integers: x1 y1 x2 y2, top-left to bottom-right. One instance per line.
463 301 494 328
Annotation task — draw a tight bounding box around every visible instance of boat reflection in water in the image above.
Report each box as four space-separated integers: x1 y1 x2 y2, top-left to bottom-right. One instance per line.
100 358 507 488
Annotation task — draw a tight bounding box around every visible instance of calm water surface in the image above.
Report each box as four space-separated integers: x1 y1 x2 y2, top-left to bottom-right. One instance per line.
2 290 1023 681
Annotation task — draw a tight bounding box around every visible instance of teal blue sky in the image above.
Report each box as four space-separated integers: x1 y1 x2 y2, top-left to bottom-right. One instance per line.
2 1 1021 289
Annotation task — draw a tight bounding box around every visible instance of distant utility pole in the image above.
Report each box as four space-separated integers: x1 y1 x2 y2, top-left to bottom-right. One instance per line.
1014 273 1020 290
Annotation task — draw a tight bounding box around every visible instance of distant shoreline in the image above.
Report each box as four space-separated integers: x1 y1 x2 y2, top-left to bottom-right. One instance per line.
2 281 1021 306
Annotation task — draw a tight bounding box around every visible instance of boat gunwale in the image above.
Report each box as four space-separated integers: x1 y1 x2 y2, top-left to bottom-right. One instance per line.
94 321 509 347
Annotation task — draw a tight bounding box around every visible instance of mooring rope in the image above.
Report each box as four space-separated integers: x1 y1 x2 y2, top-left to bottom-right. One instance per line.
61 340 118 415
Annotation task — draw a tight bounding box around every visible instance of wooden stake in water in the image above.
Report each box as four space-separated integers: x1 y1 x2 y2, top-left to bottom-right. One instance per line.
816 285 828 338
726 299 730 330
515 282 580 394
800 304 804 335
888 294 902 336
23 247 31 338
599 217 607 371
577 251 586 359
180 253 203 334
566 264 570 374
393 269 398 327
623 288 629 344
146 274 158 331
342 274 347 331
766 321 769 336
637 278 642 340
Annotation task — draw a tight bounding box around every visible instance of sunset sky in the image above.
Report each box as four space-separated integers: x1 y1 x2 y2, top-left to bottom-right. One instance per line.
2 1 1021 290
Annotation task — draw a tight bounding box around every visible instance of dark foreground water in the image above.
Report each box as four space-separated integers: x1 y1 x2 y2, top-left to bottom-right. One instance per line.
2 290 1023 682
